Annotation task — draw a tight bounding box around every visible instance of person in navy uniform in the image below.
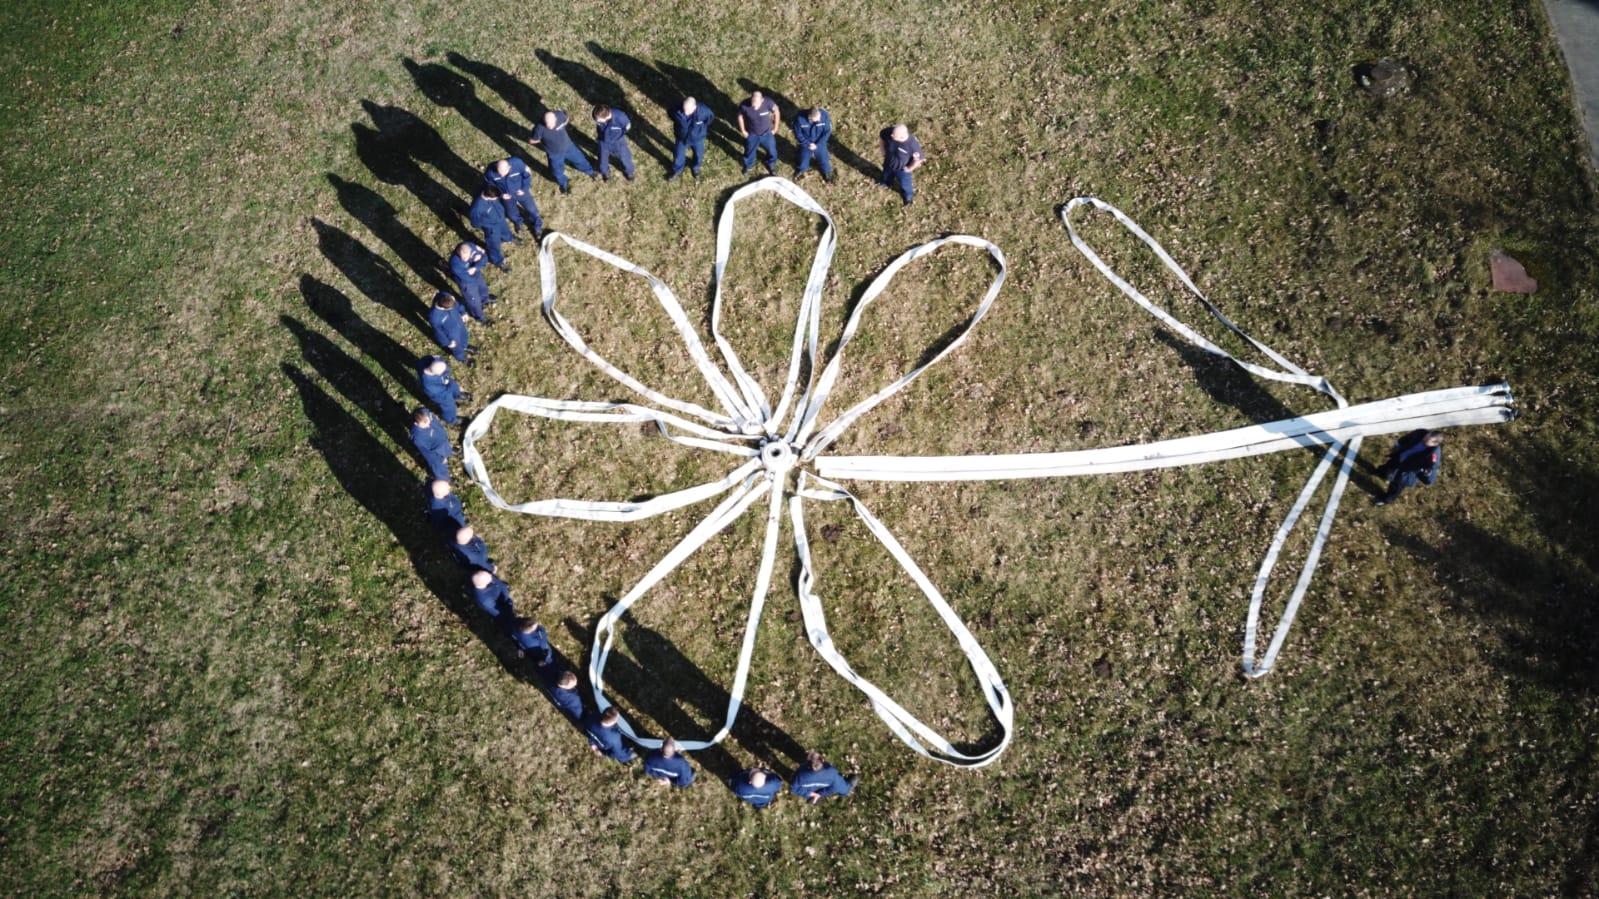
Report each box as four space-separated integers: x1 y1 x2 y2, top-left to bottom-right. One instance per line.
529 109 597 194
449 242 493 325
643 738 695 788
468 187 516 273
484 157 543 237
732 767 782 808
542 668 585 721
418 355 469 425
584 707 636 763
426 478 466 532
451 526 495 572
429 292 473 363
469 568 515 623
507 616 554 664
408 408 453 481
592 105 635 182
793 107 834 182
879 124 925 206
789 750 856 803
667 97 714 181
1375 429 1444 506
737 89 780 176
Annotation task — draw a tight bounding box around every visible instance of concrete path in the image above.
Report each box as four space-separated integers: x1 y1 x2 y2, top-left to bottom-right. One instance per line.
1543 0 1599 177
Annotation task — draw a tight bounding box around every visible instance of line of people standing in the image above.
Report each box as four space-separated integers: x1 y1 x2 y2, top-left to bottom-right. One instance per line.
401 141 859 806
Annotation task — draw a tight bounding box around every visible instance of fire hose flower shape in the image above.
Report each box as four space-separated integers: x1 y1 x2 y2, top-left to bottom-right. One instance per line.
462 179 1514 768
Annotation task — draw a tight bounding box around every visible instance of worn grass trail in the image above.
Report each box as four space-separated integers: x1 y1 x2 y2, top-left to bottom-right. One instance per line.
2 0 1597 894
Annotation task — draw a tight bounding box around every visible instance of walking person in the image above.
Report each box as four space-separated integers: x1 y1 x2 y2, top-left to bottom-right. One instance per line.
417 355 469 425
1375 430 1444 506
428 291 472 363
468 186 516 273
409 408 453 481
449 242 494 325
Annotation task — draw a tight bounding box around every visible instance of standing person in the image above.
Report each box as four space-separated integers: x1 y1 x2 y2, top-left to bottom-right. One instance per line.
469 568 515 623
409 408 453 481
643 738 696 788
418 355 469 425
584 707 636 763
542 668 585 721
878 124 924 206
426 478 466 532
483 157 544 238
428 292 473 363
449 242 493 325
529 109 597 194
732 767 782 809
793 106 834 182
737 89 780 176
592 105 636 182
468 187 516 273
667 97 714 181
1374 430 1444 506
789 750 856 803
451 526 495 572
507 616 554 665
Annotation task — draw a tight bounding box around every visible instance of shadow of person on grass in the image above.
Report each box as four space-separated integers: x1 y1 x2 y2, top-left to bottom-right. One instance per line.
283 343 577 723
445 52 544 124
1380 438 1599 696
404 57 527 160
312 217 431 339
563 613 808 784
534 49 672 171
354 100 477 236
326 174 449 291
297 275 425 405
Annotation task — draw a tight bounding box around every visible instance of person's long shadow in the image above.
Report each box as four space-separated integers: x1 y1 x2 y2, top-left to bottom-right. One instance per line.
297 275 425 404
313 218 431 339
326 174 449 291
1381 439 1599 698
735 79 877 181
354 100 475 237
404 57 527 160
445 52 545 124
283 344 572 720
536 48 672 170
564 613 808 784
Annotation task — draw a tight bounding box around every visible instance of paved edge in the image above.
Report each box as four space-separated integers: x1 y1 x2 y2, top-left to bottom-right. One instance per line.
1542 0 1599 182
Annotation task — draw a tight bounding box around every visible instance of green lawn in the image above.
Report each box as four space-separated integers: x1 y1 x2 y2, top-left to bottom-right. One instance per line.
3 0 1597 894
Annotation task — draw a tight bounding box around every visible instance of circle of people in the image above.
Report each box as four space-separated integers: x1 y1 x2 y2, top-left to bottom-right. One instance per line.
404 89 897 807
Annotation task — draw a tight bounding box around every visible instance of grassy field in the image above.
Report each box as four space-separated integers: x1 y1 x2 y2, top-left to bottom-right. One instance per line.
3 0 1598 894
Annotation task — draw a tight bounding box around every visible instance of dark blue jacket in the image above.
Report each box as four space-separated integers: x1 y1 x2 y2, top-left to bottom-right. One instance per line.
671 105 714 142
483 157 534 196
450 245 488 290
508 622 553 664
733 769 782 808
596 109 632 147
643 750 696 787
429 299 470 355
468 193 513 240
426 491 466 532
470 573 513 619
452 537 494 572
409 417 453 461
540 669 585 721
880 128 924 173
530 111 575 155
1390 430 1442 479
583 713 635 763
793 110 832 147
418 358 462 405
789 764 852 799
